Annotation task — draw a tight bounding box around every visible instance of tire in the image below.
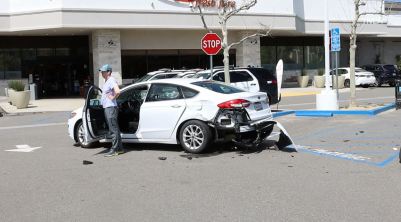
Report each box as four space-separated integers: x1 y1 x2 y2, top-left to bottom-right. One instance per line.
179 120 212 154
74 121 94 148
374 78 382 87
344 79 350 88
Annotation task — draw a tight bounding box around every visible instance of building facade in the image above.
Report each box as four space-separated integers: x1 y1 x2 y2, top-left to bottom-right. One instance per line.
0 0 400 97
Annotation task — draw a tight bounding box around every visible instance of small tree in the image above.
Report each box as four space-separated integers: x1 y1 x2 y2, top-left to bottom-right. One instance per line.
349 0 384 107
193 0 270 84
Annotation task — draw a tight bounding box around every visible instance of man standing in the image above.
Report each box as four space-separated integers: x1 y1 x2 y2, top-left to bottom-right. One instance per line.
99 64 124 157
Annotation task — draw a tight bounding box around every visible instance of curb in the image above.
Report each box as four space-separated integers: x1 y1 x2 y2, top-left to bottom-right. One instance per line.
295 103 396 117
272 110 295 118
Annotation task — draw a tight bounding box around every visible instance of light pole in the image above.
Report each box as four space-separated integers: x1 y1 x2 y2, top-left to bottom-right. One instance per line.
316 0 339 110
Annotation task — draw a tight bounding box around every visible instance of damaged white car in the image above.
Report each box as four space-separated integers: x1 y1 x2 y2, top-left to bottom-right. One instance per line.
68 79 293 153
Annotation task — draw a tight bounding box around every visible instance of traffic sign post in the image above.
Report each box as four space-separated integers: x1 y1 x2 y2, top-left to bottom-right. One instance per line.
331 27 341 100
201 33 222 77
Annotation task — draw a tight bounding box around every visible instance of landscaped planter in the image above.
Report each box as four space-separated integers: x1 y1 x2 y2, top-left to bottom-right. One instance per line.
13 90 30 109
297 76 309 88
314 76 325 88
8 89 16 105
332 75 345 89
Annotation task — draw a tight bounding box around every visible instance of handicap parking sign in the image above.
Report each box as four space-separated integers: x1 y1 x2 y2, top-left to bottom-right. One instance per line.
331 27 341 52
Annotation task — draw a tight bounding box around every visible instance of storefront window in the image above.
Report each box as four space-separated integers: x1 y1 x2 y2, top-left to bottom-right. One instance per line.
22 48 36 60
0 50 4 79
37 48 54 57
277 46 303 70
261 46 276 70
56 48 70 56
4 49 22 79
305 46 324 69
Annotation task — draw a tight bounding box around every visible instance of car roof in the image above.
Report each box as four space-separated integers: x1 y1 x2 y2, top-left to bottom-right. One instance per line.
146 70 186 76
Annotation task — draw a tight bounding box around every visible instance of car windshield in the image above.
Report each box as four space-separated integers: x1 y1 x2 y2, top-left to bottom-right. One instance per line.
193 72 211 79
192 81 244 94
383 65 397 71
135 74 154 83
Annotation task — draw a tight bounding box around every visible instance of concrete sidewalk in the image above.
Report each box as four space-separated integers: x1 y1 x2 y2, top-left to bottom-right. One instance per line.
0 97 84 114
0 87 368 114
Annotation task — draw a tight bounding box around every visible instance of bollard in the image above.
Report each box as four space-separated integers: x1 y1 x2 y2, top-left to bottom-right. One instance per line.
395 79 401 110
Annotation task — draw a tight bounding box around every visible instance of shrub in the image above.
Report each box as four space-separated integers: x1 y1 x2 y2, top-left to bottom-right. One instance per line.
8 80 25 92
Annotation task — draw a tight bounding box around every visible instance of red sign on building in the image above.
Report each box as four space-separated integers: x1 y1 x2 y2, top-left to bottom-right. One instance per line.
201 33 222 55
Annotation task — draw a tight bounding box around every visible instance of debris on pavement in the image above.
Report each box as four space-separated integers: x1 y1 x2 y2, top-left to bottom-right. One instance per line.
343 140 350 143
83 160 93 165
158 157 167 161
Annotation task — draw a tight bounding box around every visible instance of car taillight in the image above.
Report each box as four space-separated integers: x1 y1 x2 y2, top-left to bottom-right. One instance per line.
217 99 251 109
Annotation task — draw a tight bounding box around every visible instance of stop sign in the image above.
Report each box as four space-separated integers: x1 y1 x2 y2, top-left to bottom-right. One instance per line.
201 33 222 55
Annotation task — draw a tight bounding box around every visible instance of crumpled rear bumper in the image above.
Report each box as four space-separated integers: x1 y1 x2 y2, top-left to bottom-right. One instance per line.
211 108 294 149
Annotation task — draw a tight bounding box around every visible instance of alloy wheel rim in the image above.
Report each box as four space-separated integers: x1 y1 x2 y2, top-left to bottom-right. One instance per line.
183 125 204 150
78 124 85 144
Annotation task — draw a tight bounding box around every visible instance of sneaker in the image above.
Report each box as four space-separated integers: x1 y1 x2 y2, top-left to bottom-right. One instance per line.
104 150 118 157
116 149 125 155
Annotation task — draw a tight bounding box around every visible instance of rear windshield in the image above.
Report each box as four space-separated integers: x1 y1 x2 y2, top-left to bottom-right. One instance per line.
383 65 397 71
192 81 244 94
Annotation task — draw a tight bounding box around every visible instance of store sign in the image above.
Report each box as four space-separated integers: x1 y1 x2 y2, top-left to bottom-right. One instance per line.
173 0 236 8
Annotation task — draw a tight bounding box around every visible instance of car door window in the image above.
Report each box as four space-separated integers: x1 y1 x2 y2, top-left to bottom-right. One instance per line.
212 72 225 82
181 86 199 99
146 84 183 102
118 85 149 105
230 71 253 83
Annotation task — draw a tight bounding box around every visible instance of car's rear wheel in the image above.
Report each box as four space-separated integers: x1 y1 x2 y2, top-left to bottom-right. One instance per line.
344 79 350 88
179 120 212 154
74 121 94 148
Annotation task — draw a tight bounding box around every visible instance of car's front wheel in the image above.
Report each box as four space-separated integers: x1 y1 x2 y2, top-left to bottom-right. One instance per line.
179 120 212 154
74 121 94 148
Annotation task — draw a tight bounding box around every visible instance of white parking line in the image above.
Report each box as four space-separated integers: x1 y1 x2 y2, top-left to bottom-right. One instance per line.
0 122 66 131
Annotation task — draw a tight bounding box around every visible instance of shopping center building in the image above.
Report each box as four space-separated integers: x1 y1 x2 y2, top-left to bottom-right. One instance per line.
0 0 401 97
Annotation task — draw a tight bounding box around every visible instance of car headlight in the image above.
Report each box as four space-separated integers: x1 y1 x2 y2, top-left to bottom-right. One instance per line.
70 112 77 119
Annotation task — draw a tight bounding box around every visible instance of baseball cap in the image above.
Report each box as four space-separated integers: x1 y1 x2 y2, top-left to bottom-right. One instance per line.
99 64 112 72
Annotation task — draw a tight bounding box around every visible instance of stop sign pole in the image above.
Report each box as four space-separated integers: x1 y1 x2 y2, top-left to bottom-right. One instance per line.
201 33 222 77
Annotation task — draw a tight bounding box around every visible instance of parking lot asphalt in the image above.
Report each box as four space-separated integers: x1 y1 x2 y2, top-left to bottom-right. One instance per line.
0 105 400 222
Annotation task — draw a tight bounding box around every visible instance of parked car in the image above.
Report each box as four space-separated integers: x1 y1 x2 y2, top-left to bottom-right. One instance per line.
362 64 401 86
176 71 197 79
68 79 293 154
134 69 186 83
193 67 279 105
330 67 376 88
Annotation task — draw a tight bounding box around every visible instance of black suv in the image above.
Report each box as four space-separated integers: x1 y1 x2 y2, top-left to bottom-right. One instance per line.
194 67 279 105
362 64 401 86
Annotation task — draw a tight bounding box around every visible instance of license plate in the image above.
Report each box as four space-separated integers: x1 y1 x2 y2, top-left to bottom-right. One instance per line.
254 102 263 111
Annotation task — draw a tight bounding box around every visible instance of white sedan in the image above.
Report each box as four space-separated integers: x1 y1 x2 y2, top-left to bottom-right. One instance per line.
68 79 293 153
330 67 376 87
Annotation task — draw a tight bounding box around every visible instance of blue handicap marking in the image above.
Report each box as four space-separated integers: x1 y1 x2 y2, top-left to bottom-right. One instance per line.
295 145 399 167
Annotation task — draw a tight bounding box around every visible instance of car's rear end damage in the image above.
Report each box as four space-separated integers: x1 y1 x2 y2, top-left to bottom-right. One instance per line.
209 100 294 150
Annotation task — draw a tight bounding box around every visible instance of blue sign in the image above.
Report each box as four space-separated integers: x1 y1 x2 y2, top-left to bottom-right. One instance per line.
331 27 341 52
